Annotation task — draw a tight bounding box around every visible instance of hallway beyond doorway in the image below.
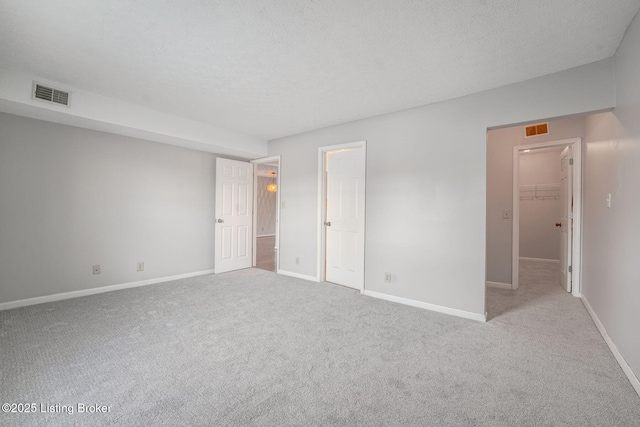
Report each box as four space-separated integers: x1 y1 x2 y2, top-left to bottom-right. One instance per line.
487 258 561 320
256 235 276 272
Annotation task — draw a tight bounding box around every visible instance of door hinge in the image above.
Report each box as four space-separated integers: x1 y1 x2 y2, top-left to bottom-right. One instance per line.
569 158 574 165
569 211 573 219
568 265 572 273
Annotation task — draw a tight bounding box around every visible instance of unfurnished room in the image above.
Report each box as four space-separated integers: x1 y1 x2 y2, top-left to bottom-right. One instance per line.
1 1 640 426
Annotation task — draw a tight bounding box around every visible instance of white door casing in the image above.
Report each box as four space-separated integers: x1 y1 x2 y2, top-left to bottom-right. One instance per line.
215 158 253 274
559 146 573 292
510 137 582 296
324 147 366 290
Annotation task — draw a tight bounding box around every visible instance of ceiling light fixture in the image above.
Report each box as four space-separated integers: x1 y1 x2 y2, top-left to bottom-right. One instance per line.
266 171 277 193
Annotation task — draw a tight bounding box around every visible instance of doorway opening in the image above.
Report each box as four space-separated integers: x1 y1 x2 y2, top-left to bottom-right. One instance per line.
485 115 588 319
251 156 280 273
317 141 366 290
512 138 582 295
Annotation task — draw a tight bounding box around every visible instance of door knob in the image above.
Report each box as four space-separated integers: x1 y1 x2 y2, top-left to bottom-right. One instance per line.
217 219 224 223
324 221 331 226
555 222 561 227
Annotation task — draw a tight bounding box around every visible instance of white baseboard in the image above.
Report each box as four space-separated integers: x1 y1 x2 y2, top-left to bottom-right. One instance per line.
581 296 640 397
362 290 486 322
486 281 513 290
0 269 215 311
519 257 559 264
256 234 276 238
277 269 319 282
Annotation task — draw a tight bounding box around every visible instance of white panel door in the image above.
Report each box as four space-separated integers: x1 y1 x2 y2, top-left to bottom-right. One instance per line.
559 146 573 292
215 158 253 274
325 148 365 289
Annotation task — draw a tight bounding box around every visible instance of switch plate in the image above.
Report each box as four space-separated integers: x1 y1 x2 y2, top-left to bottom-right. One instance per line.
606 193 612 208
503 210 511 219
92 265 100 275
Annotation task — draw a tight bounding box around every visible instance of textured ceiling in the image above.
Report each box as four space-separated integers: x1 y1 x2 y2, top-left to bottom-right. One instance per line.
1 0 639 140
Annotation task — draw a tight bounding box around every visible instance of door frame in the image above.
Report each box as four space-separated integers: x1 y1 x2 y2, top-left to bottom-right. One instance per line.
512 137 582 296
317 140 367 289
251 156 281 272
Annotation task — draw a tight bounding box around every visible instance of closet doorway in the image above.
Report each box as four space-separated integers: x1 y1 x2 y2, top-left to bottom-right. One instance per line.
251 156 280 273
511 138 582 296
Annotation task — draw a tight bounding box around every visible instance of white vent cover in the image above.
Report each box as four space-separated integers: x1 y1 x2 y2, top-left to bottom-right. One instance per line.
32 82 70 106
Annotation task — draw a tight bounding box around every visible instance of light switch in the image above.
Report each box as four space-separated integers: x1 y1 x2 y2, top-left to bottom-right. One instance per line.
503 210 511 219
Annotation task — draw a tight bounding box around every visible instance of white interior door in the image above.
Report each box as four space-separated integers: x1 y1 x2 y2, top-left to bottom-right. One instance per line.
215 158 253 274
325 148 365 290
559 146 573 292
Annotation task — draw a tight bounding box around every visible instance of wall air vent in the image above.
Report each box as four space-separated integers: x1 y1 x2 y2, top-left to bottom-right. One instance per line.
525 123 548 137
32 82 70 106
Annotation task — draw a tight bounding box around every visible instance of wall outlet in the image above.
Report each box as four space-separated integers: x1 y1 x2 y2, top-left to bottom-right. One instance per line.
295 257 300 265
503 210 511 219
384 272 392 283
137 262 144 272
92 265 100 275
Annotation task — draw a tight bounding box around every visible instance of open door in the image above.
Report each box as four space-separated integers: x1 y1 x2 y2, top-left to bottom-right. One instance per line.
558 146 573 292
215 158 253 274
324 147 366 290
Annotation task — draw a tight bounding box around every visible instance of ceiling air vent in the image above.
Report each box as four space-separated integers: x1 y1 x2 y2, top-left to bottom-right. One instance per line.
33 82 70 106
525 123 548 137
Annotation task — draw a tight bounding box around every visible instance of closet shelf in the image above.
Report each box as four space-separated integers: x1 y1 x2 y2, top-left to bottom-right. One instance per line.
519 184 560 200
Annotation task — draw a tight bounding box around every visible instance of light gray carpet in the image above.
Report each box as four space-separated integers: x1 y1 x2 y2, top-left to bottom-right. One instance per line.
1 266 639 426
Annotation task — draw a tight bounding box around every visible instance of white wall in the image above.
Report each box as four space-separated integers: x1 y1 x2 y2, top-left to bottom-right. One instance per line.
0 68 267 159
269 59 614 316
519 148 563 260
256 176 277 236
486 117 584 284
0 113 217 304
582 11 640 385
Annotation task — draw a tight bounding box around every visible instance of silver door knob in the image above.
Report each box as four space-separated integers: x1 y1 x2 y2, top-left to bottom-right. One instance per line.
324 221 331 226
217 219 224 223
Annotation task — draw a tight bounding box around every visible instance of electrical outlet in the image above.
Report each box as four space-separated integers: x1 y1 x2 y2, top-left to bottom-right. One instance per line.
384 272 392 283
503 210 511 219
137 262 144 272
92 265 100 275
295 257 300 265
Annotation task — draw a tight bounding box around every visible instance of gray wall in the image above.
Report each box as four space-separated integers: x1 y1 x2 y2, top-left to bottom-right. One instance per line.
0 113 217 304
583 11 640 384
269 59 614 316
519 148 563 260
486 117 584 284
256 176 277 236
